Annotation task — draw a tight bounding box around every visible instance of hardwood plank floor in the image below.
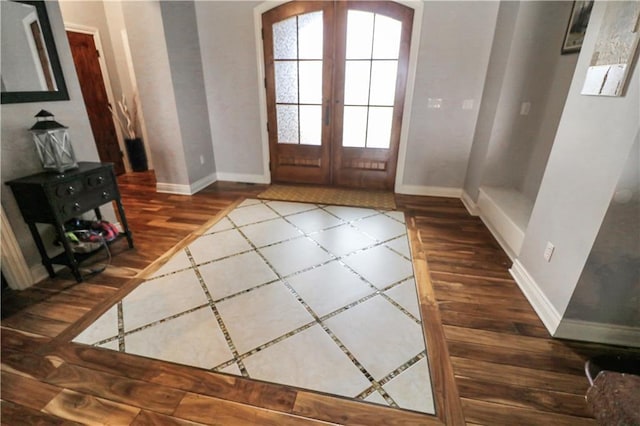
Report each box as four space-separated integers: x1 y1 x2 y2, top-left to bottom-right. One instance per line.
2 171 637 425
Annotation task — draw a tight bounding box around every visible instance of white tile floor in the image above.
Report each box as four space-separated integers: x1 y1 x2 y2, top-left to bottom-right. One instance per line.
73 199 435 414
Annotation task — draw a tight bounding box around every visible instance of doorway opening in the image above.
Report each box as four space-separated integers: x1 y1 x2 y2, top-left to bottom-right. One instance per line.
262 1 414 191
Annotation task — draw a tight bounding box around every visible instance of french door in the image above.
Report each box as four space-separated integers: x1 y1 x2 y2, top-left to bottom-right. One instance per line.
263 1 413 190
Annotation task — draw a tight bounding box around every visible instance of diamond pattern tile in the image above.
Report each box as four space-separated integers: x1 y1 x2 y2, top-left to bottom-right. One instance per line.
122 269 208 331
324 296 425 380
73 198 434 414
243 325 371 397
286 209 343 233
258 237 333 277
188 229 252 264
199 251 278 300
241 218 301 247
215 281 314 354
342 245 414 289
309 224 375 257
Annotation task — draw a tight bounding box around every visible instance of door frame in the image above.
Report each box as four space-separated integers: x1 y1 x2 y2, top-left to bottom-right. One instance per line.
253 0 424 190
65 23 132 173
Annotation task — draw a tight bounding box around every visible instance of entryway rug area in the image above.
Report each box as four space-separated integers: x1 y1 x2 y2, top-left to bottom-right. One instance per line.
73 199 434 414
258 184 397 210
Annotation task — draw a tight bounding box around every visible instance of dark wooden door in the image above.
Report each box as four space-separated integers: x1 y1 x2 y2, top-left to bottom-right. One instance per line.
262 1 413 190
67 31 125 175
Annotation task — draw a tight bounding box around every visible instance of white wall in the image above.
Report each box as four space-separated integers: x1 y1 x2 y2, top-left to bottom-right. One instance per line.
0 0 114 280
401 1 498 191
515 0 640 327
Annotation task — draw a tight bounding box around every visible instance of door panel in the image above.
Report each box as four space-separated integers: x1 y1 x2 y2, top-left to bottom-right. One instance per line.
332 1 413 190
263 1 412 190
263 2 334 185
67 31 125 175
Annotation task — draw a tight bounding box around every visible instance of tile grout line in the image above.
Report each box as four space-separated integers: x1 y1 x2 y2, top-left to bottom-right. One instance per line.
117 301 125 351
185 246 250 378
257 202 401 407
355 351 427 400
79 198 429 410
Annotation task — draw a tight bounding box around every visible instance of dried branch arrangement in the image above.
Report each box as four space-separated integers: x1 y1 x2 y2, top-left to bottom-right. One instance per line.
109 94 138 140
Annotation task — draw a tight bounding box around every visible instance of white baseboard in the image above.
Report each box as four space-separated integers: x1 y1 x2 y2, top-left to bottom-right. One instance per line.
554 319 640 348
461 190 479 216
510 259 561 335
156 173 217 195
190 173 218 194
156 182 193 195
477 189 525 260
395 184 462 198
215 171 270 184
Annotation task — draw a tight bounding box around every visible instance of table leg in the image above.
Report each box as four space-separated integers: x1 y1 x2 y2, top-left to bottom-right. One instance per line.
115 199 134 248
55 223 83 282
28 223 55 278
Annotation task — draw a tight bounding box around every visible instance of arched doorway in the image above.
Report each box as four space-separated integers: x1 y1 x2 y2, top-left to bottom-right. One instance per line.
262 1 414 190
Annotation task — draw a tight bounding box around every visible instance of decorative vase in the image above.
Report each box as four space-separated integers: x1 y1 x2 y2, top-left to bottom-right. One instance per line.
125 138 148 172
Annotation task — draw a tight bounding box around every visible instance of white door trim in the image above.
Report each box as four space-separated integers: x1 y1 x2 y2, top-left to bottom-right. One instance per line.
253 0 423 189
1 206 34 290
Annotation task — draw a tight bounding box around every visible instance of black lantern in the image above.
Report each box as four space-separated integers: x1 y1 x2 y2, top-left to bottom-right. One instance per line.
29 110 78 173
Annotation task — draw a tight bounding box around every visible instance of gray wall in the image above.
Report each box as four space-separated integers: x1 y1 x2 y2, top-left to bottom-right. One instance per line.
161 1 216 184
464 1 578 203
1 0 114 276
121 0 189 186
195 1 265 178
517 0 640 319
402 1 498 189
562 135 639 327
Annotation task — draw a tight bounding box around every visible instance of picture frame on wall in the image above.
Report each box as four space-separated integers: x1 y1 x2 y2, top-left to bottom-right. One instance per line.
562 0 595 54
581 1 640 97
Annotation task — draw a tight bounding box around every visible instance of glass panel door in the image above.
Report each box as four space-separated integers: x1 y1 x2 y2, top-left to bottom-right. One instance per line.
263 1 412 189
332 1 413 190
263 2 334 185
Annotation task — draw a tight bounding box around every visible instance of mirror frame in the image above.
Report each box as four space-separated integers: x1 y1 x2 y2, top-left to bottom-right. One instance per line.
1 0 69 104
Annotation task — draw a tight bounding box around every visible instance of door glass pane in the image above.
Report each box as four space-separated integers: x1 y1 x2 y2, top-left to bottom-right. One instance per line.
366 107 393 148
343 10 402 149
300 105 322 145
275 61 298 103
342 106 368 147
344 61 371 105
273 11 323 145
277 105 299 144
298 11 323 59
273 16 297 59
369 60 397 106
346 11 374 59
299 61 322 104
372 15 401 59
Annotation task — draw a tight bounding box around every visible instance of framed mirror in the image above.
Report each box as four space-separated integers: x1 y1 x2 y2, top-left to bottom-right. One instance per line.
1 0 69 104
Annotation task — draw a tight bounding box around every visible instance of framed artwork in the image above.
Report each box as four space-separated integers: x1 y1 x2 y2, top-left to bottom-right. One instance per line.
581 2 640 97
562 1 594 54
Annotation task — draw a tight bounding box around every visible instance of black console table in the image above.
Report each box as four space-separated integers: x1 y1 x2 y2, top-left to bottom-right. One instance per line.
6 162 133 282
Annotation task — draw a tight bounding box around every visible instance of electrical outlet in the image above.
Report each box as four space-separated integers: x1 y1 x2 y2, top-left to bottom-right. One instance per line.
543 242 555 262
520 101 531 115
462 99 474 110
200 155 205 165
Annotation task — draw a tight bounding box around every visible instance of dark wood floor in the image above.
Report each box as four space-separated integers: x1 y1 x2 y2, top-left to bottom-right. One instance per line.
2 171 636 425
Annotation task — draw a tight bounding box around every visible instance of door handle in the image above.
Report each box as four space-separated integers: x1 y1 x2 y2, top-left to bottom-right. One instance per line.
324 105 330 126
